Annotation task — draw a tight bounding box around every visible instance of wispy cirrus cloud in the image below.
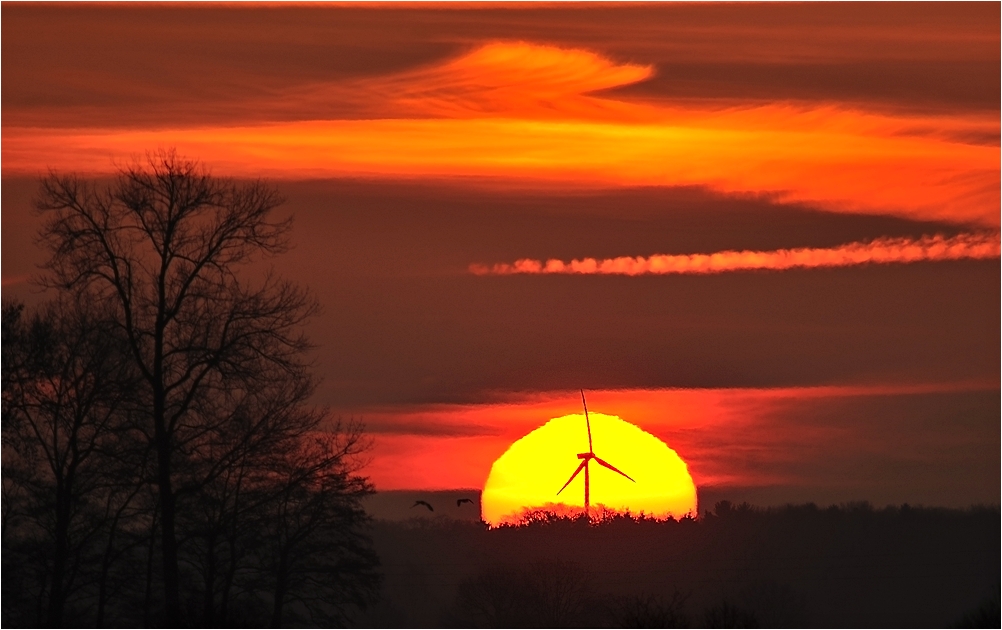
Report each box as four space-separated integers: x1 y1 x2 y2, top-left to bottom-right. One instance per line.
343 40 656 120
471 232 1000 276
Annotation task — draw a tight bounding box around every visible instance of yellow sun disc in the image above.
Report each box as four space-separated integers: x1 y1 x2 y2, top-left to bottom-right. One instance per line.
481 413 697 526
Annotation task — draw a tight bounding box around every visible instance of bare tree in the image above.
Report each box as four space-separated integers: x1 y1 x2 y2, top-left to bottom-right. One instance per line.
178 366 341 626
36 149 317 625
1 297 138 626
256 421 379 627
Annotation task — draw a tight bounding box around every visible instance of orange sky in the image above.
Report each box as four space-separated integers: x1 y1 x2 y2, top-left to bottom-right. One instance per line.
360 382 998 508
4 40 999 226
2 4 998 508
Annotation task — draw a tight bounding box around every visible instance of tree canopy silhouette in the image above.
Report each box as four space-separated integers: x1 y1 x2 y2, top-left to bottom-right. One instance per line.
14 149 379 626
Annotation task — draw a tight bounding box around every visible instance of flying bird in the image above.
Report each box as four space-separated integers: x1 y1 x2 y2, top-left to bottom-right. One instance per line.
412 500 434 512
557 389 635 517
457 498 474 507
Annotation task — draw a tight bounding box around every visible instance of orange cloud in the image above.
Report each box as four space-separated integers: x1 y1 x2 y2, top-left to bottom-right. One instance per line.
352 40 656 120
3 42 998 225
471 232 1001 276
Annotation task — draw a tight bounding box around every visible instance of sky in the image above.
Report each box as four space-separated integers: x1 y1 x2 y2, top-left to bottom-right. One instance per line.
2 3 999 511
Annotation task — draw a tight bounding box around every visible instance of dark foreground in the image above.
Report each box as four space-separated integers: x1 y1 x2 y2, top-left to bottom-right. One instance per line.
358 502 999 628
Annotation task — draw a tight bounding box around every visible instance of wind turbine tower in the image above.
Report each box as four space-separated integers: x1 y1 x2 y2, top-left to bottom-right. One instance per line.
557 390 635 517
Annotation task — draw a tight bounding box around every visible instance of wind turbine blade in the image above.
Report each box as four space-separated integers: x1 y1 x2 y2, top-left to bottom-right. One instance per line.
593 456 635 482
581 389 593 453
557 460 588 495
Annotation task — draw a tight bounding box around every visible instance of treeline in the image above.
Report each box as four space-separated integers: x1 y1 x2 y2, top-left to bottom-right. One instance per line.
362 502 1000 628
1 152 379 628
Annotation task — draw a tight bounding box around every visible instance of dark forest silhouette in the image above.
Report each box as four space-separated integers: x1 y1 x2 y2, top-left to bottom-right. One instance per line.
363 502 999 628
2 151 379 627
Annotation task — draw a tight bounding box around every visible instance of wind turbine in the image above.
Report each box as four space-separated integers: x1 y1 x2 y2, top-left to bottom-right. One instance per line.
557 390 635 518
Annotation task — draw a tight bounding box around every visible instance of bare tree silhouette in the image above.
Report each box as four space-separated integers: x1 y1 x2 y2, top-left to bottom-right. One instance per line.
34 149 318 625
1 298 140 627
258 425 380 627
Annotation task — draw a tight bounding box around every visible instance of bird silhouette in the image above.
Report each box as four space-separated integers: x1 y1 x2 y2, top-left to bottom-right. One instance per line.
412 500 434 512
457 498 474 507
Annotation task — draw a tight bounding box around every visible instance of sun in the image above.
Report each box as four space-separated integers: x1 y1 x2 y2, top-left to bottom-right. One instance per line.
481 412 697 526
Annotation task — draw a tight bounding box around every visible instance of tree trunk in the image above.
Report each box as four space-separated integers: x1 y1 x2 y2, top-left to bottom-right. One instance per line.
220 534 238 626
48 483 70 627
95 529 115 628
203 533 216 626
36 570 49 626
153 246 182 628
220 472 245 626
142 512 157 628
96 503 123 629
270 555 288 629
155 432 181 627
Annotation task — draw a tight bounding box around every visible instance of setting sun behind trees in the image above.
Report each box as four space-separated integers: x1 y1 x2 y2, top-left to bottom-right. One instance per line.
481 412 697 526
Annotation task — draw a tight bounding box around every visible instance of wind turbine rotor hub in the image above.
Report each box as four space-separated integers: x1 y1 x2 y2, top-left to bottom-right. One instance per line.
577 452 594 460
